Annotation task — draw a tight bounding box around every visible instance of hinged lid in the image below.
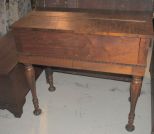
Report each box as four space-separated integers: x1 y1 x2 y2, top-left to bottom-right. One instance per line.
12 11 153 38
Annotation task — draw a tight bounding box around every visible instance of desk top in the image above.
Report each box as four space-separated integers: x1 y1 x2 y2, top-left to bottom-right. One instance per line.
12 10 153 38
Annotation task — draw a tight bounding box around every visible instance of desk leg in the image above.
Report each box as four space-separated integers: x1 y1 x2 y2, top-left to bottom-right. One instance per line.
25 64 42 115
128 80 142 102
45 67 56 92
126 76 142 132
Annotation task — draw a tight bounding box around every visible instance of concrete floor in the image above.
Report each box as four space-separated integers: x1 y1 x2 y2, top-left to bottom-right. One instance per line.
0 47 152 134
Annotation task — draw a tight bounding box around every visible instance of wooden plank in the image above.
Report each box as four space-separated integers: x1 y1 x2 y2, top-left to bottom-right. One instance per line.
29 10 153 21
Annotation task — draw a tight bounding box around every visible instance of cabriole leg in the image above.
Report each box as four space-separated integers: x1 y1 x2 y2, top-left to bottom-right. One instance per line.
126 76 142 132
45 67 56 92
25 64 42 115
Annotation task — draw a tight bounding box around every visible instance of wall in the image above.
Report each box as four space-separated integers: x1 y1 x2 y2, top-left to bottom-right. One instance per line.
0 0 31 36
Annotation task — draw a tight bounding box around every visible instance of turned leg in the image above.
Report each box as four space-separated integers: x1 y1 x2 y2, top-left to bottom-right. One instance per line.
25 64 42 115
45 67 56 92
126 76 142 131
129 78 142 102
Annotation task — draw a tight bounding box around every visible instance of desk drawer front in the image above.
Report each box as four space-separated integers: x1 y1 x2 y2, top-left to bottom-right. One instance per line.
79 35 140 65
15 29 140 65
15 30 79 59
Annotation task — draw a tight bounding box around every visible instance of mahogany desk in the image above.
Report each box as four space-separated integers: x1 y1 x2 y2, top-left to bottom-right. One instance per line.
12 10 153 131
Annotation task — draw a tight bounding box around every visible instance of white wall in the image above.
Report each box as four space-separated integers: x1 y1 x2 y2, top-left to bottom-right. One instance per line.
0 0 31 36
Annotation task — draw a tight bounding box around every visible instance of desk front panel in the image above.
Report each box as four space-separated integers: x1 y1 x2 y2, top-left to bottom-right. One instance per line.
14 29 140 64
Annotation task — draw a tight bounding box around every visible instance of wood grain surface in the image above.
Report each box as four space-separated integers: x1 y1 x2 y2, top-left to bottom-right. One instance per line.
12 11 153 38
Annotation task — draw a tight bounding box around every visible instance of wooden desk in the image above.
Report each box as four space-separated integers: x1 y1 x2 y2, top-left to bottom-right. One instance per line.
12 10 153 131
